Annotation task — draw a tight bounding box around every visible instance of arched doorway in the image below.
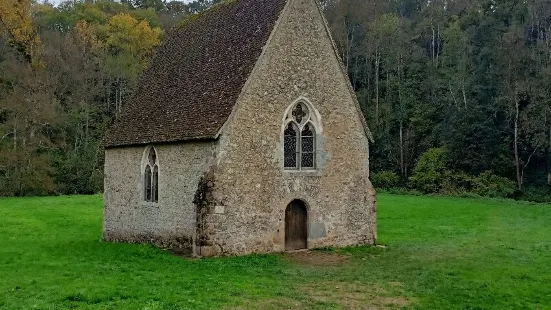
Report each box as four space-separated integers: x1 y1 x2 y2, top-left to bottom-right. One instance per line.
285 200 307 251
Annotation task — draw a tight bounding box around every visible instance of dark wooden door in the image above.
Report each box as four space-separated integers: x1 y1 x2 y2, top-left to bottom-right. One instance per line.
285 200 307 251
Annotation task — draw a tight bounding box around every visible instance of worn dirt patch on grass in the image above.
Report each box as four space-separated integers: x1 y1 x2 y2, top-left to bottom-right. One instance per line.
285 250 350 266
301 280 412 309
229 281 412 309
229 298 304 310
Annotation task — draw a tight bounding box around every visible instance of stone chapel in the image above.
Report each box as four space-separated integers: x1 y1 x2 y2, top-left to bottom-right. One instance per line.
103 0 377 256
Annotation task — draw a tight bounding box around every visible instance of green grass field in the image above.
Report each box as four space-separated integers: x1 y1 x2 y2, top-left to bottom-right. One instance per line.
0 194 550 309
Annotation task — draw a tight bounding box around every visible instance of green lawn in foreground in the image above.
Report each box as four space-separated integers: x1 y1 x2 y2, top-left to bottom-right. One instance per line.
0 194 550 309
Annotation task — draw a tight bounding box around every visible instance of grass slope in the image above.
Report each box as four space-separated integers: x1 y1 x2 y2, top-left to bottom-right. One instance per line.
0 194 550 309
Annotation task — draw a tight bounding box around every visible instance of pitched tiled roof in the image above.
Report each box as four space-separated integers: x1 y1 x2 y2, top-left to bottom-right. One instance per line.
105 0 287 147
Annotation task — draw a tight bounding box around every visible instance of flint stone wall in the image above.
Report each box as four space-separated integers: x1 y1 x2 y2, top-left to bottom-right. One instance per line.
102 0 376 257
196 0 376 256
103 142 215 252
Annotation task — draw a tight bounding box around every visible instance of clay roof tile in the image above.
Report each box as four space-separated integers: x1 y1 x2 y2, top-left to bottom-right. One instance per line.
105 0 287 147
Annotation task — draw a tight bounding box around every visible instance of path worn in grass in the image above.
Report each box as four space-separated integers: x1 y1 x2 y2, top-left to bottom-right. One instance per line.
0 194 550 309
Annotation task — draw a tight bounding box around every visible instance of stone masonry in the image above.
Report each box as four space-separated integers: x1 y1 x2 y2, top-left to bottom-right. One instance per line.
103 142 216 253
102 0 376 256
195 0 376 256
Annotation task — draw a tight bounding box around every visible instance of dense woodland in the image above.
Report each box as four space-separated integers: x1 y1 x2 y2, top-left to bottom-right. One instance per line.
1 0 550 201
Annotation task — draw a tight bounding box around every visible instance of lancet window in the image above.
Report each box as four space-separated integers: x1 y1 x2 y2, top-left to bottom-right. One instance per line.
143 147 159 202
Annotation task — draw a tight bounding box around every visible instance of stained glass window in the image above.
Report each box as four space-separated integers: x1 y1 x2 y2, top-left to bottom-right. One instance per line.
292 103 308 124
301 152 314 168
284 102 318 171
301 123 315 169
284 123 298 169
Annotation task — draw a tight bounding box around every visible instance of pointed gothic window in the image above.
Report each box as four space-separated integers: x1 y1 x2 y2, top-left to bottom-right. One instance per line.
153 165 158 202
301 123 315 169
143 147 159 202
144 165 152 202
284 123 298 168
283 101 318 170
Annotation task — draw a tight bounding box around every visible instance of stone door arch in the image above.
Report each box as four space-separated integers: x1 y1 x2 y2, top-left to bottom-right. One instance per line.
285 200 308 251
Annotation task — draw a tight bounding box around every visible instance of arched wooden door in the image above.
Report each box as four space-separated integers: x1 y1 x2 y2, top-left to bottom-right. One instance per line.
285 200 307 251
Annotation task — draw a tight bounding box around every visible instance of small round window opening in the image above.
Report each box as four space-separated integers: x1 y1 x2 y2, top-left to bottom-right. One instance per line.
284 102 317 170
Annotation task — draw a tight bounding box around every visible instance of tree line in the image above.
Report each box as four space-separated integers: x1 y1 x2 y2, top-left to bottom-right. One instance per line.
0 0 221 196
1 0 550 201
323 0 551 201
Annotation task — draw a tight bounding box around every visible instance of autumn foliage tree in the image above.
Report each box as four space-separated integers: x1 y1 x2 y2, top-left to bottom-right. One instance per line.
1 0 551 200
104 13 161 116
1 0 164 196
0 0 43 66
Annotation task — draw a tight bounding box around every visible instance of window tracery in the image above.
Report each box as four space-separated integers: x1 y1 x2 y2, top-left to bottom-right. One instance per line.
284 101 318 170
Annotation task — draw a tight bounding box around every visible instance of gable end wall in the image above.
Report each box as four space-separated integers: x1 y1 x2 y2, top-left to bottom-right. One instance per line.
198 0 376 256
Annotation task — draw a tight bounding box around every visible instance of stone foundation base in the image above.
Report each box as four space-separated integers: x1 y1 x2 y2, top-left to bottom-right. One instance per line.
102 231 194 256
